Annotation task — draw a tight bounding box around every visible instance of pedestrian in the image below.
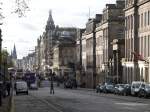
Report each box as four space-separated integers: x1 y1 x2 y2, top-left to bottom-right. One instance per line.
6 81 11 96
50 76 54 94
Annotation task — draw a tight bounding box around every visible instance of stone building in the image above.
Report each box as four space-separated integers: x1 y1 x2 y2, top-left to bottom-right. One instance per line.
122 0 150 83
95 23 105 83
82 14 102 88
35 11 56 75
95 0 125 84
45 10 55 67
21 52 36 72
52 28 77 78
76 28 85 86
36 11 77 75
111 38 125 83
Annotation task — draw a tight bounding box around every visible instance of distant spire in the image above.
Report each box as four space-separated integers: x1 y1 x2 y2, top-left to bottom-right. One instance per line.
12 44 17 59
46 9 55 31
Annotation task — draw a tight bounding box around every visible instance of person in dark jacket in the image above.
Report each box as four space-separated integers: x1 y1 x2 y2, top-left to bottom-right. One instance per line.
50 71 54 94
6 81 11 96
50 76 54 94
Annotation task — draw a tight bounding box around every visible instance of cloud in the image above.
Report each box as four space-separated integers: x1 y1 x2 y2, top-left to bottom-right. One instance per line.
21 22 38 31
2 0 117 59
17 38 30 43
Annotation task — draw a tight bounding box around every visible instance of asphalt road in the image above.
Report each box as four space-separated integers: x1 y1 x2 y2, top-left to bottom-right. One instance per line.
14 82 150 112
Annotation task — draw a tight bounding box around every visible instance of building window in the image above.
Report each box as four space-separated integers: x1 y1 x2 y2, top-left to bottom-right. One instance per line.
129 16 131 30
141 13 143 28
139 37 141 55
147 36 149 57
144 36 146 57
141 37 143 56
125 17 127 30
131 15 133 30
148 11 150 26
145 12 147 27
148 35 150 57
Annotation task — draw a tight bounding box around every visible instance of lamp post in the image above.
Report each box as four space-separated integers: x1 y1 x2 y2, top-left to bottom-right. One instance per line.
109 58 112 83
0 29 2 106
3 47 7 87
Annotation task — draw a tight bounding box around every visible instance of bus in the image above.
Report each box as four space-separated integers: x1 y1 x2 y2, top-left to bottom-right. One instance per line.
23 72 36 88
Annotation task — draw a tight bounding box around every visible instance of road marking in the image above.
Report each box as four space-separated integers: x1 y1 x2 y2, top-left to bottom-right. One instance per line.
31 95 63 112
115 102 148 106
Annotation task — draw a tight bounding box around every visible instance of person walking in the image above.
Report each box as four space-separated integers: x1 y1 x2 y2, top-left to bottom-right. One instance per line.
6 81 11 96
50 76 54 94
50 70 54 94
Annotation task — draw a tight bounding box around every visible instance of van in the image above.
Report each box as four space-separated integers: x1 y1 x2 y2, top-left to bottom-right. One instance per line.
131 81 144 96
15 81 28 95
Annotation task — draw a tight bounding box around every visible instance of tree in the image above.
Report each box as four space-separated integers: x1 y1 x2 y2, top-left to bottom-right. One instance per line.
0 0 30 19
12 0 30 17
1 50 14 81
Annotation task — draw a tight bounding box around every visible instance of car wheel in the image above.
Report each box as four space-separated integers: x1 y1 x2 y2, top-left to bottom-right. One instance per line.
26 91 28 95
138 90 144 98
16 92 18 95
96 90 98 93
123 92 127 96
143 92 147 98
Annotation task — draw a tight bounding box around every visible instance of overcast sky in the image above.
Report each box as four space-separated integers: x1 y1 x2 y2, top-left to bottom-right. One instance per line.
1 0 116 59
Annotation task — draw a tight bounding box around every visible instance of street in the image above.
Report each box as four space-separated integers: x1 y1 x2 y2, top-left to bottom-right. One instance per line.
13 81 150 112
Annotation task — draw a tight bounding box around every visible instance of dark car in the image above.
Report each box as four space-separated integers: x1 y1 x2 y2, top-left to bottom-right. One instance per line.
114 84 125 95
103 84 114 93
100 84 106 93
64 80 73 89
138 83 150 98
122 84 131 96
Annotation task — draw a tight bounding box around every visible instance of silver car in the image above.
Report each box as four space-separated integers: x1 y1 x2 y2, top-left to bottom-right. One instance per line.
15 81 28 95
131 81 144 96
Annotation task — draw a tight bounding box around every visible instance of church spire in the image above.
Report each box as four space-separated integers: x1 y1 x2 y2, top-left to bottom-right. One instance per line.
12 44 17 59
46 10 55 31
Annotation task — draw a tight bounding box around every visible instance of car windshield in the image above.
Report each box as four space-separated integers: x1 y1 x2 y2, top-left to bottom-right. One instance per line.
16 82 27 88
119 85 124 87
134 83 141 88
145 84 150 89
107 85 113 88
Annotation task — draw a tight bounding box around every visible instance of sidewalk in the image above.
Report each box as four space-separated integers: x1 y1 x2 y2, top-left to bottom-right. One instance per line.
0 96 11 112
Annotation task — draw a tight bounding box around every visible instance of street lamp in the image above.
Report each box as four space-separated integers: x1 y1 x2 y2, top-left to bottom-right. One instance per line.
0 29 2 106
3 47 7 90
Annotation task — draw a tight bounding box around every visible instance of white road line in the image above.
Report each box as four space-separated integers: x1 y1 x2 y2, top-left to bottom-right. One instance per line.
115 102 149 106
31 95 63 112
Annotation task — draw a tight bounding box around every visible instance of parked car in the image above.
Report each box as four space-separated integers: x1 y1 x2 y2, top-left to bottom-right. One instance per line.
114 84 124 95
15 81 28 95
138 83 150 98
96 84 101 93
131 81 144 96
122 84 131 96
64 80 73 89
99 84 106 93
103 84 114 93
30 83 38 90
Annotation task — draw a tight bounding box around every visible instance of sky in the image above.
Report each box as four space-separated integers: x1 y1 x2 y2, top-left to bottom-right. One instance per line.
1 0 116 59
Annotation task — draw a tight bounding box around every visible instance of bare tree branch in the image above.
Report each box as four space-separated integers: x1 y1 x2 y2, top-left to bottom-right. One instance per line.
12 0 30 17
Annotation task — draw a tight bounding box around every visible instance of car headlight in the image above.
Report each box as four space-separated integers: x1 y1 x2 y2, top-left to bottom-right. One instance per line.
145 88 150 92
